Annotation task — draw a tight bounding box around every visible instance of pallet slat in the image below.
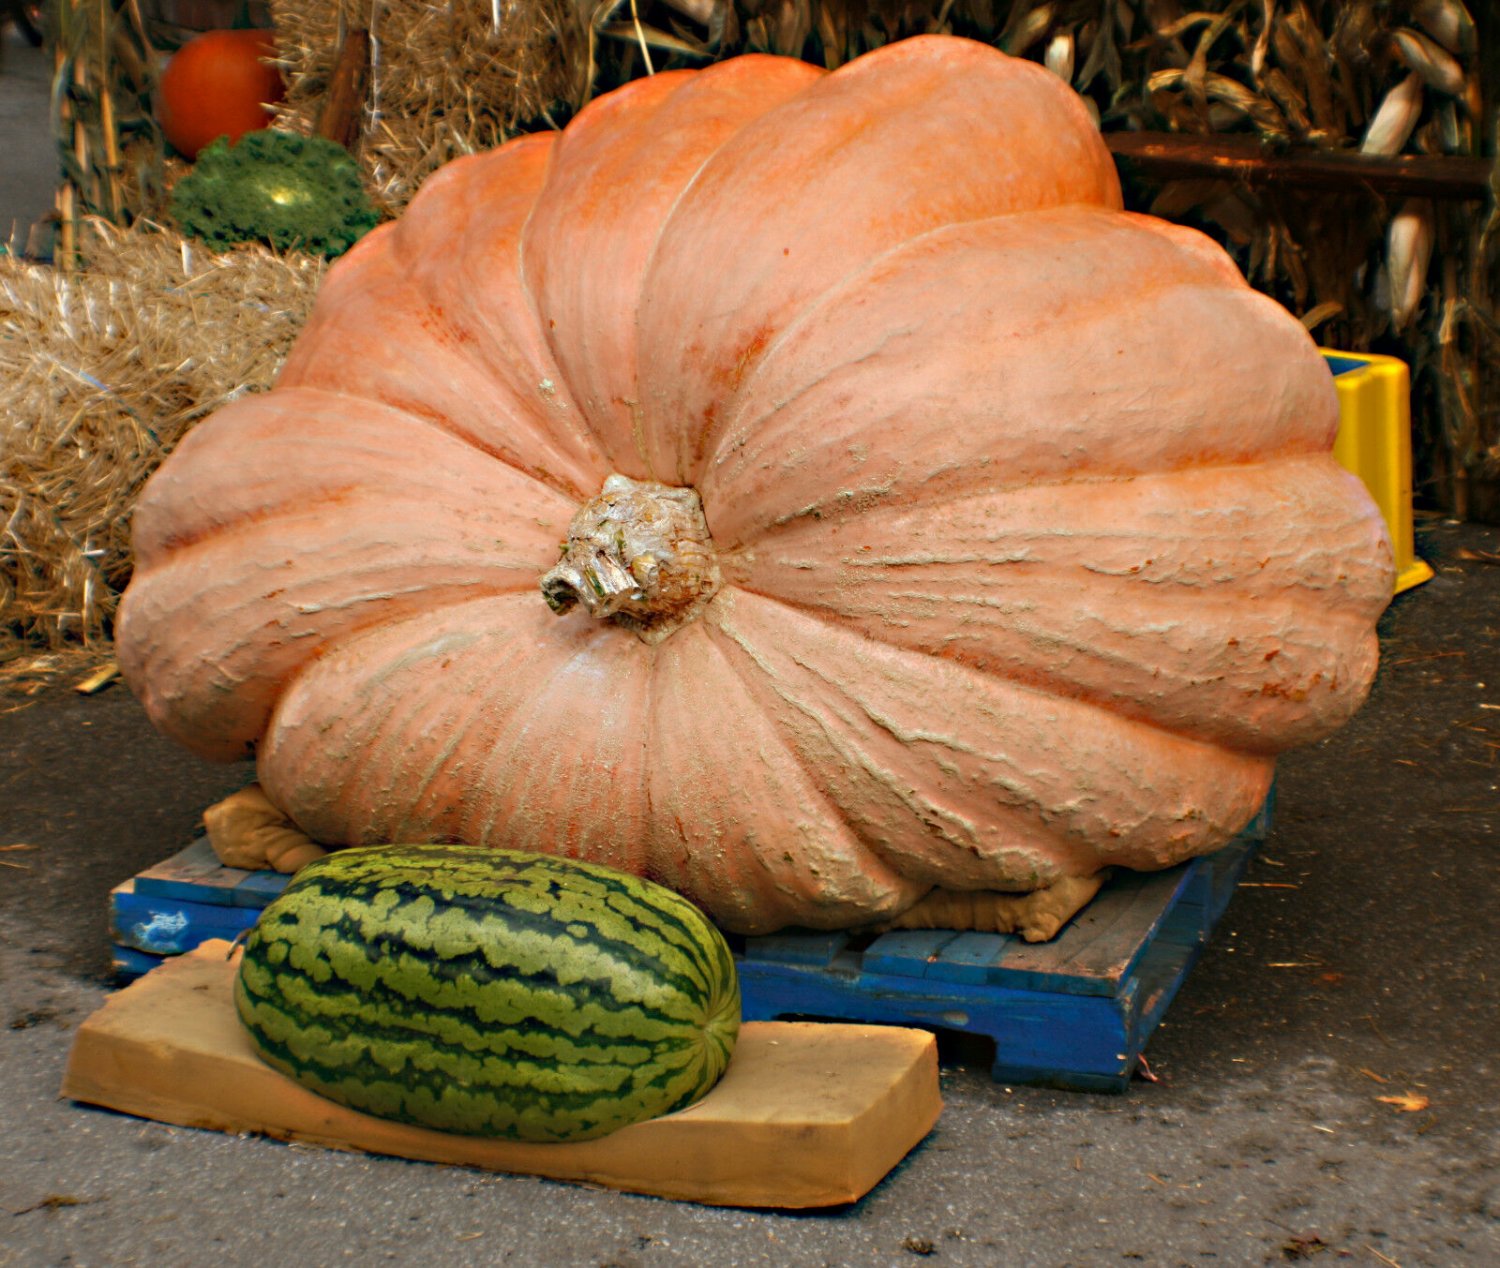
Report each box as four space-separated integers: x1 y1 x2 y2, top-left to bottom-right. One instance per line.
861 930 966 979
134 836 281 908
742 931 851 966
979 868 1191 997
111 945 169 980
735 813 1269 1090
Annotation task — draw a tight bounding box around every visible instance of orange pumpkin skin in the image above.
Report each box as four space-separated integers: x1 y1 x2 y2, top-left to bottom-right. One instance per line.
118 38 1394 934
158 30 284 160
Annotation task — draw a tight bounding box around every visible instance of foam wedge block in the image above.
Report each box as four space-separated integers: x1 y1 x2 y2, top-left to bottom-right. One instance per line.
62 941 941 1208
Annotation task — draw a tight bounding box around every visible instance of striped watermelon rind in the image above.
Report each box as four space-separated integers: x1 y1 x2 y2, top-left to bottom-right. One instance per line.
233 844 741 1142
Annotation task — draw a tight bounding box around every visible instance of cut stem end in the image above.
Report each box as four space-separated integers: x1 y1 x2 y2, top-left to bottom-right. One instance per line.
541 474 721 645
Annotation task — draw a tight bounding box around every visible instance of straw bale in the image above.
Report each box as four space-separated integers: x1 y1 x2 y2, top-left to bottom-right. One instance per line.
271 0 590 212
0 219 324 658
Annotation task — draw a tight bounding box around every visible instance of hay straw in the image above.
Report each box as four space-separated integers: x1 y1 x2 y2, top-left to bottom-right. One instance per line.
271 0 591 212
0 219 324 657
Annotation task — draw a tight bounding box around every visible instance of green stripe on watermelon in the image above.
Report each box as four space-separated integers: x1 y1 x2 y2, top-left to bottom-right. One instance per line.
234 844 740 1142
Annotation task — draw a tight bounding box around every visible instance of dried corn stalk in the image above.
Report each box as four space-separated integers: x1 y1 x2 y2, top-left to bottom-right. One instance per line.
50 0 163 266
957 0 1496 513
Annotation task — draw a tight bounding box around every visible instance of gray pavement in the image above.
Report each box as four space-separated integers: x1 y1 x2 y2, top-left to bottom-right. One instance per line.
1 21 55 255
3 522 1498 1267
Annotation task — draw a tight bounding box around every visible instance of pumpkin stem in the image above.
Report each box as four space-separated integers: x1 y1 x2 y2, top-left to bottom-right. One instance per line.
541 474 721 645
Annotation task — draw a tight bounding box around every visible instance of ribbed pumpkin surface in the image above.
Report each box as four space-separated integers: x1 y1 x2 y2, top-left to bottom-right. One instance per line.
119 36 1394 934
234 845 741 1142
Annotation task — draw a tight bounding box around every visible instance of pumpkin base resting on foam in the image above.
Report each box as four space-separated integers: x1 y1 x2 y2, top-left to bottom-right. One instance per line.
877 874 1110 943
204 784 328 874
200 786 1110 942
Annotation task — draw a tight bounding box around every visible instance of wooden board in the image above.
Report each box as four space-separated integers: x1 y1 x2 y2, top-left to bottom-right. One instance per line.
109 795 1271 1091
63 942 941 1210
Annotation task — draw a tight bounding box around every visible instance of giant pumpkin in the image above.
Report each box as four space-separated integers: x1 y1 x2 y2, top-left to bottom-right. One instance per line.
117 37 1394 935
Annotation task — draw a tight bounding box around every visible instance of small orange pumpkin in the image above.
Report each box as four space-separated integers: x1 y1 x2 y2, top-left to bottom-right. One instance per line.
118 37 1393 934
157 29 284 159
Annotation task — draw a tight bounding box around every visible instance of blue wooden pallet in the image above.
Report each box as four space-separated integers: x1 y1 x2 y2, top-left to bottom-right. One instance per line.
110 851 289 958
737 809 1267 1091
110 798 1270 1091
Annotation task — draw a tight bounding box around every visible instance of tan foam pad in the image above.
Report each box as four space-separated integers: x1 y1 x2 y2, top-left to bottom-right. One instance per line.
62 941 942 1208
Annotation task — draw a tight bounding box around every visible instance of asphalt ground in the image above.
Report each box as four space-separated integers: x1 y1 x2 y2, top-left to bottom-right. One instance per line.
1 21 55 256
2 519 1498 1268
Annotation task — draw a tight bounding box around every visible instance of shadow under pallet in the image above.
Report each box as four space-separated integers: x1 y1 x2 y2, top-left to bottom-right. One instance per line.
110 799 1270 1093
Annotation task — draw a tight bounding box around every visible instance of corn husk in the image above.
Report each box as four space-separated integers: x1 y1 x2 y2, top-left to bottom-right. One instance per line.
1412 0 1475 55
1392 26 1467 98
1044 29 1074 83
1387 199 1437 332
1361 72 1424 156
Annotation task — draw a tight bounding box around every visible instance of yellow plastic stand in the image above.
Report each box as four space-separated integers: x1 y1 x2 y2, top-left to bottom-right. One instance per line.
1322 350 1434 595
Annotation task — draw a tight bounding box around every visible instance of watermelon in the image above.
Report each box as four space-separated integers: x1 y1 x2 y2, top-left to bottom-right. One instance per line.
233 844 741 1142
